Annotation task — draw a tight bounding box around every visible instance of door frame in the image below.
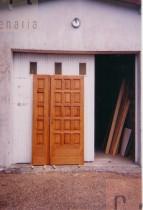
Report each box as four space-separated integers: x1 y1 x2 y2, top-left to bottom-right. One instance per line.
94 53 141 164
135 53 141 164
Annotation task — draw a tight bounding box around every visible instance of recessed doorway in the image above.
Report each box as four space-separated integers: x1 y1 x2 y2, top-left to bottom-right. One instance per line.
95 54 136 162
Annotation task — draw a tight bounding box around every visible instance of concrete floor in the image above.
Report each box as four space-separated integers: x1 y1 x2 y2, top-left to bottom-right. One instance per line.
0 152 141 175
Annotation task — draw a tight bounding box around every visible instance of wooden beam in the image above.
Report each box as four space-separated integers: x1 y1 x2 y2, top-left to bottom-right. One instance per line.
110 98 130 156
105 80 125 154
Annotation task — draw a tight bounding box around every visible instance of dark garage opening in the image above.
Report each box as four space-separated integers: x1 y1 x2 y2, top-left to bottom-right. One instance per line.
95 54 135 161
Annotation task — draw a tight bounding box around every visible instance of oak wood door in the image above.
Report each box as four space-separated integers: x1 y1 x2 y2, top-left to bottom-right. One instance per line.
50 76 84 165
32 75 50 165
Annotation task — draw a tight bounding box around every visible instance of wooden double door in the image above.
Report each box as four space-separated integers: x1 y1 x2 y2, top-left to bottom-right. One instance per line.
32 75 84 165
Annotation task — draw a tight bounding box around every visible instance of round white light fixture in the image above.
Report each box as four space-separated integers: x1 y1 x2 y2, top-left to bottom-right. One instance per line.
71 18 81 28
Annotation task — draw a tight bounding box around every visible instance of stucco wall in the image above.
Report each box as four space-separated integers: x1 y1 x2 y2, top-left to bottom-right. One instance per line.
0 0 141 166
0 0 141 51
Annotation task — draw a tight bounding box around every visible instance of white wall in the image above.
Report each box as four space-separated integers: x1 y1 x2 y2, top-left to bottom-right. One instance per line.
12 53 95 163
0 0 141 166
0 0 141 51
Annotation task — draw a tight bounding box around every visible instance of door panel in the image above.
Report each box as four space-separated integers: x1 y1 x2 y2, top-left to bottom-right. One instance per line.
32 75 50 165
50 76 84 165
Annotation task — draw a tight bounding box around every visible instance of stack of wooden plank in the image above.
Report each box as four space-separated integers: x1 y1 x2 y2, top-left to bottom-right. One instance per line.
105 80 131 156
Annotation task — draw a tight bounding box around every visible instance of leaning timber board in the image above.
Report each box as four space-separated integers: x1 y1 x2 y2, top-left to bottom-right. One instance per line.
120 128 132 156
110 99 130 156
105 80 125 154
